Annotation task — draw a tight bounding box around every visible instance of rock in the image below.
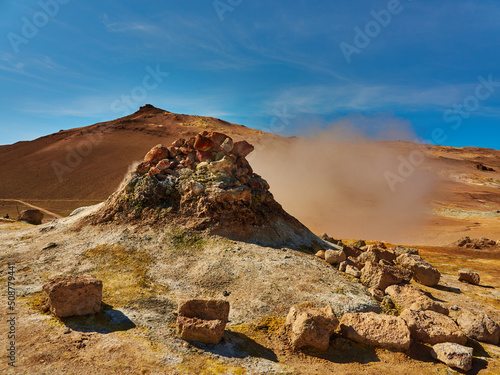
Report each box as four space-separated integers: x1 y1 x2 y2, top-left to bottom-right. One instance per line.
356 251 377 268
352 240 366 249
205 132 230 146
193 134 218 152
457 310 500 344
340 312 411 352
431 343 473 371
136 161 154 175
458 270 480 285
325 249 346 265
339 261 348 272
346 265 361 278
232 140 254 158
368 287 385 302
220 137 234 153
42 274 103 318
372 247 397 263
189 181 204 195
144 144 170 164
392 245 419 257
42 242 57 250
196 150 214 162
285 303 339 351
400 309 467 345
315 250 326 260
396 253 440 286
360 261 412 291
148 166 160 175
156 159 176 171
171 138 185 148
385 284 449 315
17 209 44 225
343 246 362 258
177 299 230 344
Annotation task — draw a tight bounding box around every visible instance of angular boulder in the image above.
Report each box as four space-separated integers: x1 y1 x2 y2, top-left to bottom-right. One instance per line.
232 140 254 157
458 270 480 285
285 303 339 351
42 274 103 318
177 299 230 344
17 209 44 225
340 312 411 352
385 284 449 315
396 253 440 286
431 343 473 372
400 309 467 345
144 144 170 164
457 310 500 344
360 261 412 291
325 249 346 265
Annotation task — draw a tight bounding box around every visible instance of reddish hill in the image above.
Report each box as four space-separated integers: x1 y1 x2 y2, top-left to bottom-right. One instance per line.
0 105 278 201
1 104 499 245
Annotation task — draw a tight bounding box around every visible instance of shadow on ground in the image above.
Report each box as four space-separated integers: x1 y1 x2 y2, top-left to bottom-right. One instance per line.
187 331 278 362
60 303 136 333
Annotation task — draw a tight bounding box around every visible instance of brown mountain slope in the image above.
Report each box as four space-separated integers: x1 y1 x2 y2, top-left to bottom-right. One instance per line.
0 104 278 202
1 105 499 245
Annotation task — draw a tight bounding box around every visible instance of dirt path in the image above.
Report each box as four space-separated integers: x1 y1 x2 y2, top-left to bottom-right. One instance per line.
0 199 63 219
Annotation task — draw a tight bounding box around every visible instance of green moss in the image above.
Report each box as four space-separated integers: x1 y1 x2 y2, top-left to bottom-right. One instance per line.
78 244 169 309
168 228 207 253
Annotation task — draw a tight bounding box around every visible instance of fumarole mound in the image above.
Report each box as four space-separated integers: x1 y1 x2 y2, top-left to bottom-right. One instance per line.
89 131 324 249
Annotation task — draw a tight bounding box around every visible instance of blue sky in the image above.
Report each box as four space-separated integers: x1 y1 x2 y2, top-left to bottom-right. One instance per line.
1 0 500 149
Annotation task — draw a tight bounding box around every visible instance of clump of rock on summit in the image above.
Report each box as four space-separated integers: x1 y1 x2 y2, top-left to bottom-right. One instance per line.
89 131 326 249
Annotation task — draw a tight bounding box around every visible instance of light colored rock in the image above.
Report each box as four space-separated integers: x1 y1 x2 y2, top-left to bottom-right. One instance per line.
325 249 346 265
285 303 339 351
392 246 419 257
340 312 411 352
396 253 440 286
339 261 347 272
400 309 467 345
315 250 326 260
385 284 449 315
177 299 230 344
368 287 385 302
346 265 361 278
458 270 480 285
360 261 412 291
43 274 102 318
431 343 473 371
457 310 500 344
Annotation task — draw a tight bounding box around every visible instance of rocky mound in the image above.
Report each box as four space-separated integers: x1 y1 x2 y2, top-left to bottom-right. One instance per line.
89 131 325 249
453 236 500 250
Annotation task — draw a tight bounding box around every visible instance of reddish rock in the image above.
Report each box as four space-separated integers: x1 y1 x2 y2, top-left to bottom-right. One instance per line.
431 343 473 371
286 304 339 351
206 132 230 146
167 146 178 157
194 134 218 152
171 138 185 147
232 140 254 157
343 246 362 258
17 209 44 225
196 150 214 162
458 270 480 285
43 274 102 318
340 312 411 352
177 299 230 344
136 161 153 175
156 159 176 171
144 144 169 164
457 310 500 344
148 167 160 175
396 253 441 286
400 309 467 345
